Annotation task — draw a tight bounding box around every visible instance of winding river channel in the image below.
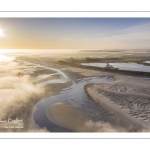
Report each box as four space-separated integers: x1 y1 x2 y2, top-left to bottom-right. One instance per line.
33 76 116 132
18 60 125 132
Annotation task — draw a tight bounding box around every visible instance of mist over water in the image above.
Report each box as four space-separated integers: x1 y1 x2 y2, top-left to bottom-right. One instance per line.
0 59 47 132
0 52 71 132
1 50 150 132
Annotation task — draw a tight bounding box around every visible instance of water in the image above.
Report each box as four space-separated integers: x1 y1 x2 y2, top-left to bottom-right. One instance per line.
145 61 150 64
35 78 67 87
17 60 122 131
22 60 69 81
81 62 150 72
17 60 70 87
37 73 59 80
33 76 115 132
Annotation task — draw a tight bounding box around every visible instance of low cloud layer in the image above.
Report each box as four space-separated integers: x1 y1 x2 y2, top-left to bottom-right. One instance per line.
0 61 46 132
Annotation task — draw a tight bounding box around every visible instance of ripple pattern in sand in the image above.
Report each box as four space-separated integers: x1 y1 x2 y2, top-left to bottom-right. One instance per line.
91 81 150 124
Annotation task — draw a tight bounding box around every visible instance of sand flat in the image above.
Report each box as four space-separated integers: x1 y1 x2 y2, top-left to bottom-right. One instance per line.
46 103 125 132
46 103 91 132
85 77 150 131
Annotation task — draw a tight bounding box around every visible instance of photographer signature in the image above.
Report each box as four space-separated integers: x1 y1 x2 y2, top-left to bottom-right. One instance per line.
0 117 23 123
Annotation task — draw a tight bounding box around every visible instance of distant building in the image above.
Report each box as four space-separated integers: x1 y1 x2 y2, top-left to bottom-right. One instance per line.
105 63 113 69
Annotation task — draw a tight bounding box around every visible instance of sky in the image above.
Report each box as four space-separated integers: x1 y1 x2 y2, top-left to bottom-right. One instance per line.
0 18 150 50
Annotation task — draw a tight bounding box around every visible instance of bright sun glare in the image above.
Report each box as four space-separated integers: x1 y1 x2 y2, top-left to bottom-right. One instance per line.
0 55 14 62
0 28 4 37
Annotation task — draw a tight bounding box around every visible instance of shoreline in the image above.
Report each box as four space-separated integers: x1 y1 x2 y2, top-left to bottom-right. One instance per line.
4 58 150 132
57 61 150 78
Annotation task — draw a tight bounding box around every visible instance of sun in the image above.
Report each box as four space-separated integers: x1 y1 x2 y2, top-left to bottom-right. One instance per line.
0 28 4 37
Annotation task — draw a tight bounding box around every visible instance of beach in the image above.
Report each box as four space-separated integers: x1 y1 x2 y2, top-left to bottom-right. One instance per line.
1 50 150 132
43 64 150 131
46 102 126 132
85 75 150 131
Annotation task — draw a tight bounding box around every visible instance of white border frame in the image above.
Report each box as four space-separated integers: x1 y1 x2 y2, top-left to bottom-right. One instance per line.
0 11 150 138
1 12 150 18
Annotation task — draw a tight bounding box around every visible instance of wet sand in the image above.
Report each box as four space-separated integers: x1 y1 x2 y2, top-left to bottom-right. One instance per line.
23 61 150 132
10 57 150 132
2 51 150 132
33 63 150 132
46 103 90 132
46 102 126 132
85 76 150 131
